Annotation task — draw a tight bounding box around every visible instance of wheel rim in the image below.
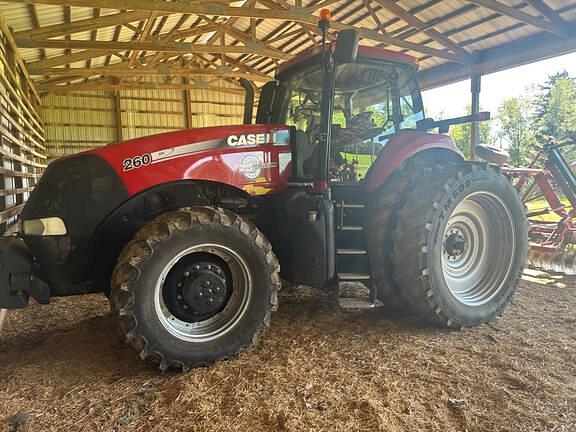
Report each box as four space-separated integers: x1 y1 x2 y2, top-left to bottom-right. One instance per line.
441 191 516 306
154 244 252 343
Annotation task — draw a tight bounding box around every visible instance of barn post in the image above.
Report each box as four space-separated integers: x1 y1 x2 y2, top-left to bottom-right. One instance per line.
470 73 481 159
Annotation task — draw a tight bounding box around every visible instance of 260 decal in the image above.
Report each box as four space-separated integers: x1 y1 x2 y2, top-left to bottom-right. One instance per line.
122 153 152 171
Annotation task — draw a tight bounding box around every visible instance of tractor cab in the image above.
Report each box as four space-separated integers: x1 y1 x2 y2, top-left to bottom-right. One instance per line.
257 42 425 186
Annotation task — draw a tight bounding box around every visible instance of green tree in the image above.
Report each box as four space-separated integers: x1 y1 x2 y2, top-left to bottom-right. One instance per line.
496 96 536 166
533 72 576 138
448 106 492 159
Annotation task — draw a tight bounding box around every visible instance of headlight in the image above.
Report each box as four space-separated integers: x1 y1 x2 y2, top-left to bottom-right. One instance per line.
22 217 67 236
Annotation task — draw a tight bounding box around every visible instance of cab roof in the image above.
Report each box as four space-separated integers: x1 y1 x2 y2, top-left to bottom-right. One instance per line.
276 45 419 77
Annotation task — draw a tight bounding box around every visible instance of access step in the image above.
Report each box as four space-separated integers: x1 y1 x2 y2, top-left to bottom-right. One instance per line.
338 225 363 231
335 203 365 209
338 297 384 309
336 248 367 255
338 272 371 281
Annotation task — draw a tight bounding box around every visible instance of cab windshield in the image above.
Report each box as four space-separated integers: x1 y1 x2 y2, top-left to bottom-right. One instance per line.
276 60 424 181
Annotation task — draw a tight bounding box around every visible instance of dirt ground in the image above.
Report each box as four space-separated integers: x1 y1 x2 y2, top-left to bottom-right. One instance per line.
0 275 575 432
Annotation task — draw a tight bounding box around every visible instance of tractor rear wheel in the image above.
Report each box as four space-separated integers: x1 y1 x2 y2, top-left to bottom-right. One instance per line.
391 163 528 327
110 207 280 371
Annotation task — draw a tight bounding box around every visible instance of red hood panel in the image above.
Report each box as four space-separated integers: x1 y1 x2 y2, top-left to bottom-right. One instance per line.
84 124 293 196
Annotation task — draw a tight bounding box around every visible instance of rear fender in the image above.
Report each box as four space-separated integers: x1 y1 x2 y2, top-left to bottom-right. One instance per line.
364 130 464 193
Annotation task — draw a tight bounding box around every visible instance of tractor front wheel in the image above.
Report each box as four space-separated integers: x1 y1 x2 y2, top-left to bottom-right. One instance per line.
110 207 280 371
392 163 528 327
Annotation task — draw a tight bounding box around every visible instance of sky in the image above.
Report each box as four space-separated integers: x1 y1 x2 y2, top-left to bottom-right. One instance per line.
421 52 576 121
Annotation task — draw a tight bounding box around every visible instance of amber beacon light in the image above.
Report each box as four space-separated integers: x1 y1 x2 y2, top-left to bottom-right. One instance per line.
319 8 332 21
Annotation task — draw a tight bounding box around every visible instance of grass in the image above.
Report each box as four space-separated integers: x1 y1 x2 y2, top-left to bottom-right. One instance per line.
340 152 375 180
525 197 572 222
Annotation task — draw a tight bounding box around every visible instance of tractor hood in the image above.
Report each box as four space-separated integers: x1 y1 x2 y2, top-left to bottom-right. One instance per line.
83 124 293 196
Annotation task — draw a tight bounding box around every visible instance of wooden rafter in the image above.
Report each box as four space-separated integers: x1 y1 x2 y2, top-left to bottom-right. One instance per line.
371 0 471 59
63 5 71 68
5 0 468 62
524 0 569 30
466 0 568 37
118 12 158 85
14 11 170 40
26 4 46 60
16 39 293 60
42 81 248 95
34 66 271 81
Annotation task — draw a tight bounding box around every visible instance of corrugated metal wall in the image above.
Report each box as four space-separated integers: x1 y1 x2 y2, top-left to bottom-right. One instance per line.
42 77 246 159
42 91 115 158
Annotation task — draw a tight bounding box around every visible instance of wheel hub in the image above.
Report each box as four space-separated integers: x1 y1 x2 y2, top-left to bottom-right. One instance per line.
444 228 467 261
163 257 232 323
180 268 227 315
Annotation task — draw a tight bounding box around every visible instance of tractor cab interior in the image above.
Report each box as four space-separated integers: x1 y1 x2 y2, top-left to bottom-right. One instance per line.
276 58 425 183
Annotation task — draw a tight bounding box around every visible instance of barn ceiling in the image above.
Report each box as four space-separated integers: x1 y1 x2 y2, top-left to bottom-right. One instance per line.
0 0 575 95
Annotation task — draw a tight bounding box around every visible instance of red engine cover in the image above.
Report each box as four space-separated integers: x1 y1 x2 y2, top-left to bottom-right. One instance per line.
86 125 293 197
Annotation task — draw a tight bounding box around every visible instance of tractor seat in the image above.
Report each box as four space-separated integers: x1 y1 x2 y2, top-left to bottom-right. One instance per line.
474 144 510 165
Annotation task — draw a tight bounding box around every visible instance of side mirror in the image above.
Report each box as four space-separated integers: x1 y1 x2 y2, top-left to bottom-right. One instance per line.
334 29 359 64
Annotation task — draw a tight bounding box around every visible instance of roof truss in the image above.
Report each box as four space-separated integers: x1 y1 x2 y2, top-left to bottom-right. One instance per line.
2 0 574 94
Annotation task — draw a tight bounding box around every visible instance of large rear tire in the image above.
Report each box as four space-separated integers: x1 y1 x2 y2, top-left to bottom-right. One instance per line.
110 207 280 371
366 161 420 308
392 163 528 327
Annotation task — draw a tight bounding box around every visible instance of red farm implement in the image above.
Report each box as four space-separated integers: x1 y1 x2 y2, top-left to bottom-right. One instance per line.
500 135 576 275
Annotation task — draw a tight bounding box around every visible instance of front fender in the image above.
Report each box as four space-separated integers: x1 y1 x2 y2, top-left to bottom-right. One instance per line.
363 130 464 193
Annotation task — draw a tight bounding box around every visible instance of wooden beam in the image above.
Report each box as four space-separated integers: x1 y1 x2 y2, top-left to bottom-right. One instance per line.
34 66 271 81
118 12 158 85
183 78 193 129
466 0 568 37
26 4 46 59
14 10 166 40
16 38 292 60
43 82 247 95
28 49 110 70
5 0 468 62
524 0 569 30
113 88 122 141
84 8 100 73
371 0 472 59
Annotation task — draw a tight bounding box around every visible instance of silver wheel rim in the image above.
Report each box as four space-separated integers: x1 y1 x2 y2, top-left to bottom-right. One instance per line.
441 191 516 306
154 244 252 343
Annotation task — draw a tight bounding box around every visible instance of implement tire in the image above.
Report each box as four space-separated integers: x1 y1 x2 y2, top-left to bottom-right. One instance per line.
392 162 528 328
110 207 280 371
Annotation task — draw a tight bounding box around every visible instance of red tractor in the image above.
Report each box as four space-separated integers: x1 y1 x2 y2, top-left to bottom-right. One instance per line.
0 26 528 369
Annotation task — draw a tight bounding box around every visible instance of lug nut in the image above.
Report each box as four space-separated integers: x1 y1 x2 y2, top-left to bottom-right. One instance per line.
184 272 190 277
177 294 183 300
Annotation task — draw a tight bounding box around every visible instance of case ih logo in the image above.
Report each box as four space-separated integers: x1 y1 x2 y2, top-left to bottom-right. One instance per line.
226 131 289 147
